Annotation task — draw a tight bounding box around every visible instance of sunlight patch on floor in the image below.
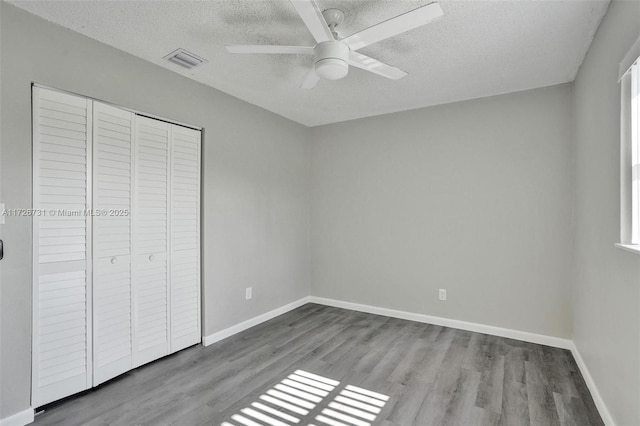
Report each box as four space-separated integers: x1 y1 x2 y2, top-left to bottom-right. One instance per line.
221 370 389 426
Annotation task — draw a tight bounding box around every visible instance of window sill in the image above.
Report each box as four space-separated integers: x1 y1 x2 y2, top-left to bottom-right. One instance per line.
615 243 640 255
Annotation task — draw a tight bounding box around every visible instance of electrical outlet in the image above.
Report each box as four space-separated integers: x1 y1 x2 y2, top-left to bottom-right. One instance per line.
246 287 252 300
439 289 447 301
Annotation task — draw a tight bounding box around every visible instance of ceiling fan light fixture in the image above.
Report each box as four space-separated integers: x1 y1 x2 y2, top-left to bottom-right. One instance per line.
314 41 349 80
315 58 348 80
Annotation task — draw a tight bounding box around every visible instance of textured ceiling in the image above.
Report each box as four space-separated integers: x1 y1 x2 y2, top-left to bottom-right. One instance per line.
10 0 609 127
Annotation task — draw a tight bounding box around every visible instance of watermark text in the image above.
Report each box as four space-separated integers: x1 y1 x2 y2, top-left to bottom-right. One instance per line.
2 208 129 217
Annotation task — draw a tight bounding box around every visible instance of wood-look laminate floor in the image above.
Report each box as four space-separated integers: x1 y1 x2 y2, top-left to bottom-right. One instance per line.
34 304 603 426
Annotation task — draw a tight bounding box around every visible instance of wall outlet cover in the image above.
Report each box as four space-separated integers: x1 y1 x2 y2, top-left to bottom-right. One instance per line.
439 289 447 301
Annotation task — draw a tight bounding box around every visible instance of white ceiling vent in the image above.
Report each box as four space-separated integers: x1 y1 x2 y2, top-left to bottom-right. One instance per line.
164 48 208 69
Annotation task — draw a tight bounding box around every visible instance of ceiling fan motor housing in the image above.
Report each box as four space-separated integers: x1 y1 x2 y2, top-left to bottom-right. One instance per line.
315 41 349 80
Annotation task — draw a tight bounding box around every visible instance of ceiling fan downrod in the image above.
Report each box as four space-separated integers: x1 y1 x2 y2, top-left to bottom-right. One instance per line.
322 8 344 40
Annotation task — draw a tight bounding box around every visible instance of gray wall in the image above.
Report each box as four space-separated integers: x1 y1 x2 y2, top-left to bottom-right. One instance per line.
572 0 640 424
0 3 310 419
311 84 574 339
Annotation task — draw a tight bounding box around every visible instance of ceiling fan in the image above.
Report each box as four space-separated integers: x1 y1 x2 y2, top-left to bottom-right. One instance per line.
225 0 444 89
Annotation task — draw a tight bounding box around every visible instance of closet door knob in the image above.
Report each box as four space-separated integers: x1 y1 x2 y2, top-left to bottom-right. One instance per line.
110 257 118 264
148 254 155 262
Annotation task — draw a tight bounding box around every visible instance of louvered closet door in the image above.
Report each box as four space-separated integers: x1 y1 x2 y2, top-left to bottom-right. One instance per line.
32 87 92 407
92 102 133 385
170 125 201 352
133 116 170 366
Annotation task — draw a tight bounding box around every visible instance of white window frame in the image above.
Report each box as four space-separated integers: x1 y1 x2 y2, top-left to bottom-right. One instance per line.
617 36 640 254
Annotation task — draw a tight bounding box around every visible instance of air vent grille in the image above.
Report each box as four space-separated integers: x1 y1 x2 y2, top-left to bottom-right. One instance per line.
164 49 208 69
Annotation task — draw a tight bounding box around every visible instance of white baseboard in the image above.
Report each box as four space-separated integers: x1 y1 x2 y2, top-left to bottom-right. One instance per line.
202 296 311 346
0 407 34 426
308 296 573 350
570 343 616 426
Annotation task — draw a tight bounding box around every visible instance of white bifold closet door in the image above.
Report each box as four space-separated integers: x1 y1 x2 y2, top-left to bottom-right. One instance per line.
170 125 201 352
92 102 134 385
32 87 93 407
133 116 170 366
33 87 202 407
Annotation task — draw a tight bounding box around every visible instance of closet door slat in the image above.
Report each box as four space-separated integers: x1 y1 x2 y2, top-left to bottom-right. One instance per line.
170 125 201 352
32 87 92 407
92 102 134 385
133 116 170 366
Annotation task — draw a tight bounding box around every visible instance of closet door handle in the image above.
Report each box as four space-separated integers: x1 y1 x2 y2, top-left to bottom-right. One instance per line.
110 257 118 264
148 254 155 262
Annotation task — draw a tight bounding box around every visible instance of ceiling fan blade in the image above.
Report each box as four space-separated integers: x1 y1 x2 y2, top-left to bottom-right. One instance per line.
226 45 314 55
290 0 334 44
342 2 443 51
301 69 320 89
349 51 407 80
